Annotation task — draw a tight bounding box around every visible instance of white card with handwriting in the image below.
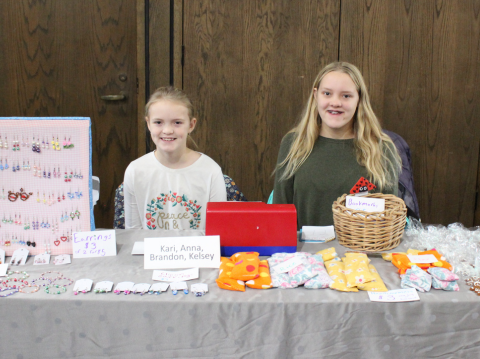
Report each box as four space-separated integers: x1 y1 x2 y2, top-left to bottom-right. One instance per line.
0 264 8 277
272 256 304 274
34 253 50 265
73 230 116 258
407 254 438 264
301 226 335 242
152 267 199 282
346 195 385 213
368 288 420 302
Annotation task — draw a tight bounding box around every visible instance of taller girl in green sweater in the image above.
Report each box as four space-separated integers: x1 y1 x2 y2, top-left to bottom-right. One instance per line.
273 62 401 228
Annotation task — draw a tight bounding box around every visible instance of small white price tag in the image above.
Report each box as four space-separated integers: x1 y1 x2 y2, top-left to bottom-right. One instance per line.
152 268 199 282
0 264 8 277
191 283 208 293
33 253 50 265
368 288 420 302
407 254 438 264
272 256 304 274
54 254 71 265
0 249 5 265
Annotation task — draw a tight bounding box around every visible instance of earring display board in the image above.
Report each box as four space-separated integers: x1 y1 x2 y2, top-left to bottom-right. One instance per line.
0 117 94 256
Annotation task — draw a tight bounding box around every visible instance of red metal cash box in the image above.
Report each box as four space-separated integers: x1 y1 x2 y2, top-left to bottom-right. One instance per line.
205 202 297 256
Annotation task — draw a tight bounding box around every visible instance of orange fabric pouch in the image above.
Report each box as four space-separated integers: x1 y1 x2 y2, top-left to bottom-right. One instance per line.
246 260 273 289
216 257 245 292
418 250 453 271
229 252 260 281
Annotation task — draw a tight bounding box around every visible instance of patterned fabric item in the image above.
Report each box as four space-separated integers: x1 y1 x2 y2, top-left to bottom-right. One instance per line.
432 277 460 291
427 267 460 282
113 174 247 229
216 257 246 292
224 175 248 202
229 252 260 281
316 247 338 262
246 260 273 289
268 252 317 289
304 255 333 289
400 265 432 292
343 253 375 288
324 258 358 292
356 265 388 292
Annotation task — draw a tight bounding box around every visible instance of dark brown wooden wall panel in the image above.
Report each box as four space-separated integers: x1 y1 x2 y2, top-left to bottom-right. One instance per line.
182 0 340 201
340 0 480 226
0 0 138 228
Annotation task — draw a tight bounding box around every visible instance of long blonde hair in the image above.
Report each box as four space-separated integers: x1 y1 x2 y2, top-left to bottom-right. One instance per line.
145 86 198 149
278 62 401 190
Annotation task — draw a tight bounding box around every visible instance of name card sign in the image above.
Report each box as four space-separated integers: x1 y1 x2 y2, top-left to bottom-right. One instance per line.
72 230 117 258
144 236 220 269
346 195 385 213
407 254 438 264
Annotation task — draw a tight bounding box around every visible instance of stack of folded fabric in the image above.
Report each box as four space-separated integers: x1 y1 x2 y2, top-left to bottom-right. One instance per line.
324 252 388 292
427 267 460 291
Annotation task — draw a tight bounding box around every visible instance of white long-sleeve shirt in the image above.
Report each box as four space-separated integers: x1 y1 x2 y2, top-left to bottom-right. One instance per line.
124 152 226 230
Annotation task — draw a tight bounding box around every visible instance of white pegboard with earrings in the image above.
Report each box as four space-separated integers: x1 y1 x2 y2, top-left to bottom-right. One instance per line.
0 117 94 256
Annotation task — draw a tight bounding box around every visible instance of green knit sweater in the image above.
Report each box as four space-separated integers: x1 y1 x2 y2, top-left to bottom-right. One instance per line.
273 133 398 228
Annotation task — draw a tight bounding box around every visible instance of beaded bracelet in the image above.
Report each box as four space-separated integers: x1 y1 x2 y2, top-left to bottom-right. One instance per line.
2 278 28 289
0 286 19 298
31 277 52 287
40 271 64 280
19 284 40 294
52 277 74 287
6 270 29 280
45 284 67 295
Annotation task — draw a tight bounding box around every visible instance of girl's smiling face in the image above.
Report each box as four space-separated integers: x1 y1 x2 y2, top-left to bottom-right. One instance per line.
314 71 359 139
146 99 196 157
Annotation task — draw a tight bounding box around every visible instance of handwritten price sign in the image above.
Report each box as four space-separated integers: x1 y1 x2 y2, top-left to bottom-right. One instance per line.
72 230 117 258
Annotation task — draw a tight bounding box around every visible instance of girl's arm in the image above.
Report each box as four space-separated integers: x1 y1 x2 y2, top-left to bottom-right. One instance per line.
124 165 143 229
209 169 228 202
273 134 295 204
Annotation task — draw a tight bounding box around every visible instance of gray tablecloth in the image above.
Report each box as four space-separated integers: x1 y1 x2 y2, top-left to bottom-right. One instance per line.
2 229 480 359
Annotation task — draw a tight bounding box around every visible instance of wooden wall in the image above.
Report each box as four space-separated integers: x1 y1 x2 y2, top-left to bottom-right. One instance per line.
148 0 480 226
0 0 139 228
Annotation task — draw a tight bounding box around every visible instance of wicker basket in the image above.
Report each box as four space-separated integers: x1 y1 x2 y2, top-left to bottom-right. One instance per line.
332 193 407 252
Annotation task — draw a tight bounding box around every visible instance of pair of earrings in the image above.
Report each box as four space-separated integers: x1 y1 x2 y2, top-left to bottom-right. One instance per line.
0 158 9 170
22 160 31 170
67 190 83 200
0 135 8 149
63 137 74 149
12 137 20 151
11 161 21 172
32 136 41 153
70 209 80 220
51 135 61 151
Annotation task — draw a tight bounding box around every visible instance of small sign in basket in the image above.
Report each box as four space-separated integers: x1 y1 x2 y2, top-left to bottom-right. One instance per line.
332 193 407 252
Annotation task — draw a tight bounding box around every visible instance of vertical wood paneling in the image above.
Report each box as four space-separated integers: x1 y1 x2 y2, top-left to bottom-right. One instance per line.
340 0 480 226
182 0 339 201
0 0 138 228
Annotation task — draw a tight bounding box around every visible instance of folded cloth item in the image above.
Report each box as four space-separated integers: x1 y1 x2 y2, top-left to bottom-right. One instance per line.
356 265 388 292
246 260 273 289
401 265 432 292
316 247 338 262
432 277 460 291
418 249 453 271
324 258 358 292
229 252 260 281
427 267 459 282
268 252 317 289
304 255 332 289
216 257 246 292
343 253 375 288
